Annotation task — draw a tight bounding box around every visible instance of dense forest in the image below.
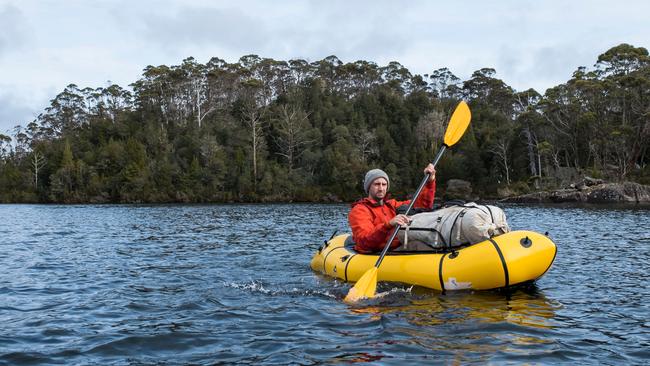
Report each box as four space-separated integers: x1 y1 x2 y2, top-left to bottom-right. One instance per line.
0 43 648 203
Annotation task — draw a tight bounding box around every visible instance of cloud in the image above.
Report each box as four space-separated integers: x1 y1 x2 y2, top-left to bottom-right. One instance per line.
0 3 29 57
0 90 38 134
130 5 269 57
2 0 649 133
490 44 589 93
115 1 429 66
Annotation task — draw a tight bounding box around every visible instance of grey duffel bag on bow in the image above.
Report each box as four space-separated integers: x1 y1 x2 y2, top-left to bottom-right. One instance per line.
397 203 511 250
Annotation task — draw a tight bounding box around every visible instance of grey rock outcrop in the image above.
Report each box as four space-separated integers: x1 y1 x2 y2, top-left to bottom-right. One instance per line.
584 182 650 203
502 180 650 204
445 179 474 200
321 193 342 203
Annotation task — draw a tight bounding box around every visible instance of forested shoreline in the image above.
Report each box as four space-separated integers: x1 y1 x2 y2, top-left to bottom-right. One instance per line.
0 44 648 203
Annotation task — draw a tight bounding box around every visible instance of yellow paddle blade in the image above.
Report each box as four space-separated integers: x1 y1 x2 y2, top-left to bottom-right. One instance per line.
344 267 378 303
443 101 472 147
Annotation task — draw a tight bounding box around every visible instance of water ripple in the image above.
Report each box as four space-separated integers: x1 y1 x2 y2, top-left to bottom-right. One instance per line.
0 203 648 365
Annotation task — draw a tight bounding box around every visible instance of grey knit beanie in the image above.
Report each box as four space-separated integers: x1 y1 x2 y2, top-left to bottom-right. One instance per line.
364 169 390 194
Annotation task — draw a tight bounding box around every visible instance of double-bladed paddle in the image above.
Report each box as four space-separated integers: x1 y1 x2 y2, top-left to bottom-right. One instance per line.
344 100 472 302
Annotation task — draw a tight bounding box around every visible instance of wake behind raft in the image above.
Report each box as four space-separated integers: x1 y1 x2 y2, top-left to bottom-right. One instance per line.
311 214 557 292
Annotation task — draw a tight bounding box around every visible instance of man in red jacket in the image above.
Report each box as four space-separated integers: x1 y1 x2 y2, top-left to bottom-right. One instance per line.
348 164 437 253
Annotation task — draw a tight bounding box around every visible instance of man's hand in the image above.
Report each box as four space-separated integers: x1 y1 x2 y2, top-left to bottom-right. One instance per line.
424 163 436 182
389 214 411 227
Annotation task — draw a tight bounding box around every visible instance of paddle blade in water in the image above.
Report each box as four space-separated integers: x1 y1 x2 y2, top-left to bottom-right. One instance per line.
344 267 378 303
443 101 471 147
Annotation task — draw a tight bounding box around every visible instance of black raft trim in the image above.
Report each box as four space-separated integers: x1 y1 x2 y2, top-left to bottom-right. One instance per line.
539 238 558 279
344 254 357 282
322 246 345 274
488 238 509 288
438 253 446 293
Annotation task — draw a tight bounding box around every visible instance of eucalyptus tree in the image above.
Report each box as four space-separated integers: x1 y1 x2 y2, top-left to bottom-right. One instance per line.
428 68 461 99
238 55 291 106
408 74 429 95
461 69 517 188
537 44 650 180
237 77 268 193
132 65 174 126
353 129 379 165
568 67 610 172
336 60 382 97
0 134 11 159
146 57 221 129
91 84 133 123
487 124 514 185
288 59 314 86
31 151 46 189
380 61 413 94
2 45 648 203
271 103 316 175
312 55 343 92
176 57 215 128
206 57 240 110
37 84 88 137
594 44 650 178
514 89 543 180
539 82 582 171
463 68 515 116
11 125 30 159
415 109 446 156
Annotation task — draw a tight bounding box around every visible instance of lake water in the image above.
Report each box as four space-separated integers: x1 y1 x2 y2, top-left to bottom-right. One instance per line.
1 203 649 365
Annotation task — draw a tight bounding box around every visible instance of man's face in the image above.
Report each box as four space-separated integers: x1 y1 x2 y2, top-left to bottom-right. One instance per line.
368 177 388 201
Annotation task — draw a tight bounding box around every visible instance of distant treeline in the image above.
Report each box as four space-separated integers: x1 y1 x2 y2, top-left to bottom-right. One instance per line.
0 43 648 203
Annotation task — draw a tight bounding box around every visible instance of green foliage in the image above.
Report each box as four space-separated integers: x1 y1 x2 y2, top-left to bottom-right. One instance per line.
1 44 648 202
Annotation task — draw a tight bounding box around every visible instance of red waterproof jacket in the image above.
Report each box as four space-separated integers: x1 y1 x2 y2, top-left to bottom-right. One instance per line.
348 180 436 253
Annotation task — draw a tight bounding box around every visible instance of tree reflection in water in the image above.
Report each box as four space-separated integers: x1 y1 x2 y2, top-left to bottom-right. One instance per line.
345 283 561 362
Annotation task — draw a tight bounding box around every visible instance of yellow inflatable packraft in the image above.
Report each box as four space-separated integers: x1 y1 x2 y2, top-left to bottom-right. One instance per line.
311 230 556 291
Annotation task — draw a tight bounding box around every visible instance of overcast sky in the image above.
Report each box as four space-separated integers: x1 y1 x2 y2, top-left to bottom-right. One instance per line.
1 0 649 134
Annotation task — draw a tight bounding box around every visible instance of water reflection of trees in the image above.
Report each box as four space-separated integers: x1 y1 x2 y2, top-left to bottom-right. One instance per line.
347 284 562 362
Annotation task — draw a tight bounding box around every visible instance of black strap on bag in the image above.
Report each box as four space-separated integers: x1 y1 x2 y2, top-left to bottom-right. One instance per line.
396 205 433 215
444 199 466 207
447 208 469 250
485 205 495 224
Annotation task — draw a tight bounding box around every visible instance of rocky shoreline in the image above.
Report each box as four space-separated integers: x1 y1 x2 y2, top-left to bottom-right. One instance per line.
314 177 650 205
440 177 650 204
499 178 650 204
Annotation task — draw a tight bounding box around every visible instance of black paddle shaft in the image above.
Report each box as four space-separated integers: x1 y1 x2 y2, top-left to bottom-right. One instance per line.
373 145 448 267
